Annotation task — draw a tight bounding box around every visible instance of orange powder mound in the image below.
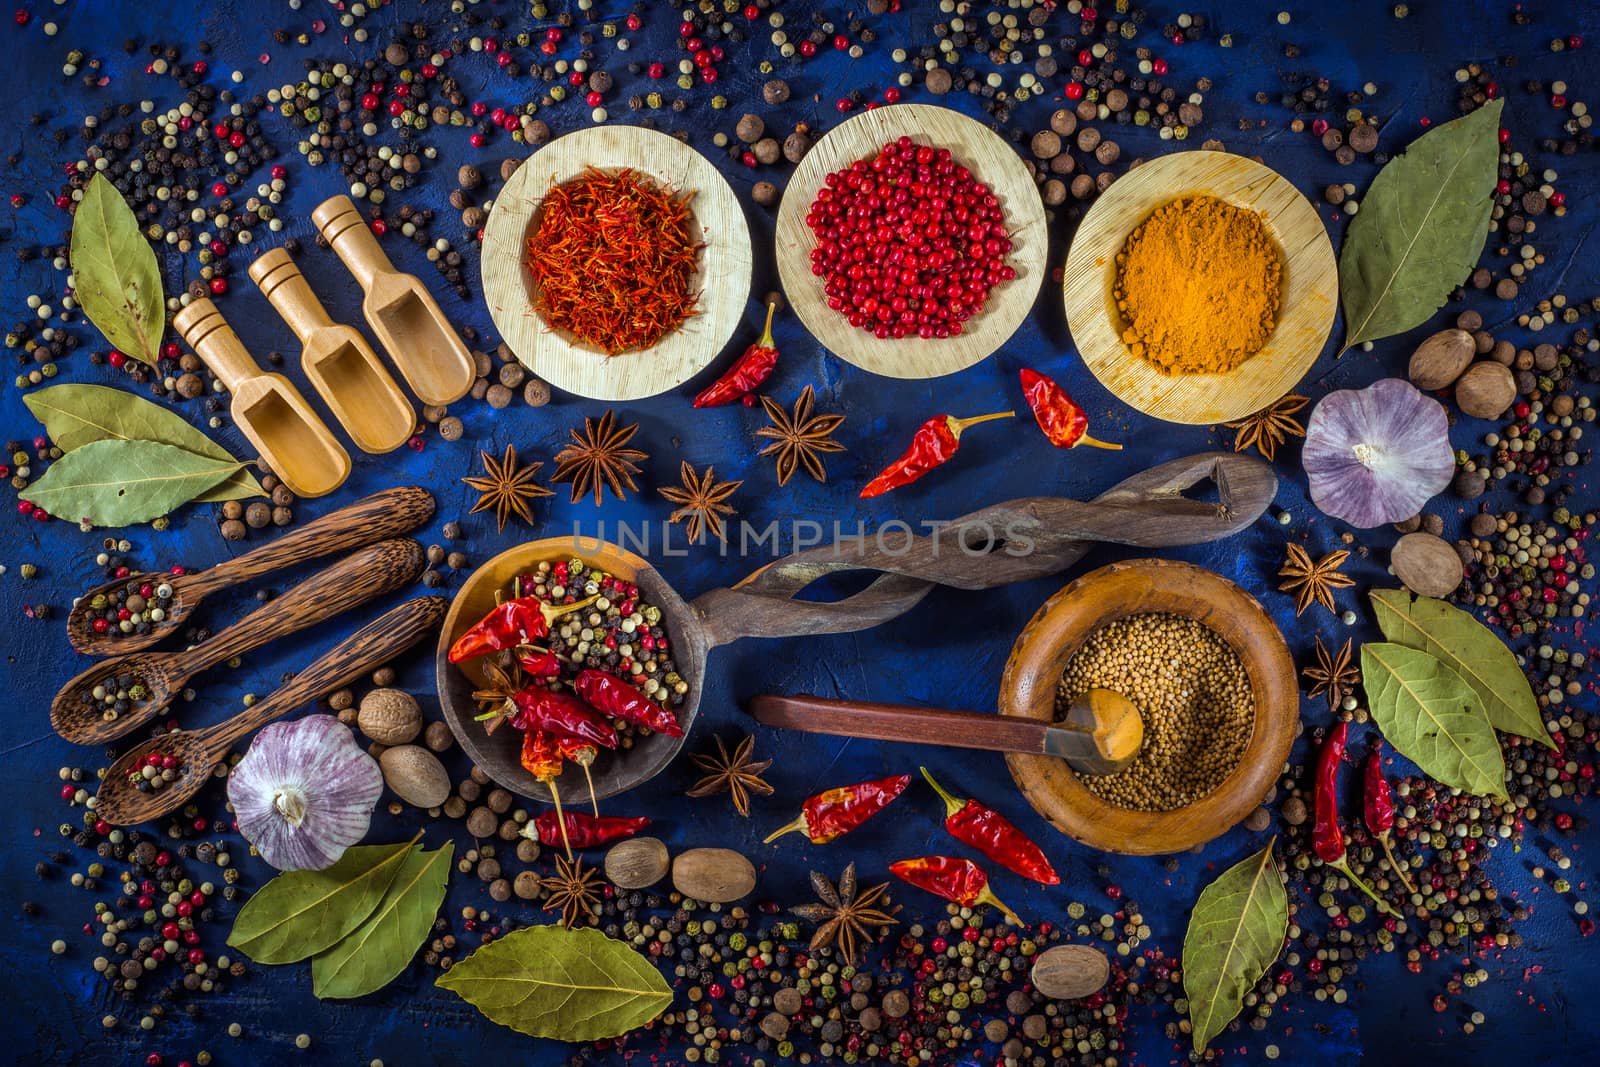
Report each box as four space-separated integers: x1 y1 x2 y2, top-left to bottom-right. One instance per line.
1112 194 1282 376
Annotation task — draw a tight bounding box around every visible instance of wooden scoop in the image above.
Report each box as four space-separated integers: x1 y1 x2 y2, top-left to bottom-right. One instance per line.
52 539 425 745
311 195 474 406
248 247 415 454
93 596 448 827
173 297 350 499
748 690 1144 775
66 486 435 656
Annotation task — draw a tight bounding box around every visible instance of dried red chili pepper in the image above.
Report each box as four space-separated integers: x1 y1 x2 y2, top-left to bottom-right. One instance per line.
515 645 563 678
1019 368 1120 450
448 594 598 663
502 688 618 750
860 410 1015 498
1364 743 1417 895
694 302 779 407
889 855 1022 926
920 767 1059 885
520 729 572 857
763 773 912 844
1314 722 1397 916
572 669 683 737
531 811 650 848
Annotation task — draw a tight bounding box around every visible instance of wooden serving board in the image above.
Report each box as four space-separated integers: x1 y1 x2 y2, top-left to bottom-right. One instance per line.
1062 150 1337 424
775 103 1048 380
481 124 753 402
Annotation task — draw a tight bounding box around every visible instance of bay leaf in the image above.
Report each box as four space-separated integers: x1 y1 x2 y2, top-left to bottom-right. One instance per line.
70 173 165 367
23 439 245 527
1371 588 1551 748
1338 99 1503 351
24 383 262 501
1361 642 1508 798
437 925 673 1041
227 840 415 965
1183 840 1287 1054
311 841 452 999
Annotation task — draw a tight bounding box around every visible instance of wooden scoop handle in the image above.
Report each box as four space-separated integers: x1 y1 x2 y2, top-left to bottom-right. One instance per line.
171 297 261 391
312 194 392 291
206 596 449 752
249 247 333 341
186 486 436 598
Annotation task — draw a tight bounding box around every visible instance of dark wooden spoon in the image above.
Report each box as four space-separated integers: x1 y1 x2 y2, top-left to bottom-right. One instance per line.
66 486 435 656
52 539 425 746
94 596 448 827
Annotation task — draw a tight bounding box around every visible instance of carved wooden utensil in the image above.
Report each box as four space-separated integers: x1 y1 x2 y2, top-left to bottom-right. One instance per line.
249 247 415 454
93 596 449 827
748 689 1144 775
172 297 351 499
66 486 435 656
312 194 474 406
437 452 1276 805
52 539 425 746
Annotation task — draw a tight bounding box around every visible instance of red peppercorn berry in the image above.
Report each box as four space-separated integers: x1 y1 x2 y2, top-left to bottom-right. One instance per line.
1064 81 1084 100
208 277 228 296
626 13 642 31
799 39 817 57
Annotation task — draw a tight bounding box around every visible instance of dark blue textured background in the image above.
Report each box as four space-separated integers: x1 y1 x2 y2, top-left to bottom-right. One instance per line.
2 1 1596 1064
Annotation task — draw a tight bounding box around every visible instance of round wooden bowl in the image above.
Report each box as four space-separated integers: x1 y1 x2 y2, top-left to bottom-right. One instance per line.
435 538 708 805
1062 151 1337 424
774 103 1047 379
1000 558 1297 855
481 125 753 402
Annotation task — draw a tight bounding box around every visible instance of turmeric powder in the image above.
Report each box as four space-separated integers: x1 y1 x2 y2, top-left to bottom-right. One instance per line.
1112 195 1282 376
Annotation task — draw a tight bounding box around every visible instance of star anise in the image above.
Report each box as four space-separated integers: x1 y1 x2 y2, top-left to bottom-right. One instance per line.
658 462 742 543
685 734 774 817
1278 543 1356 616
539 854 604 929
1302 635 1360 711
755 384 846 486
551 410 648 505
1227 394 1308 462
469 652 527 735
462 443 553 532
790 862 898 967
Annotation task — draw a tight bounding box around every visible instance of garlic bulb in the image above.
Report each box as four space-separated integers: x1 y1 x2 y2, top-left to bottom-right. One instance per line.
1302 378 1455 529
228 715 383 871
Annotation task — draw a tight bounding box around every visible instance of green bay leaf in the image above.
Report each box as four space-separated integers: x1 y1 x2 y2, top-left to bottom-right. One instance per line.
1361 642 1508 798
23 439 244 527
24 383 262 501
1338 99 1503 350
311 841 452 999
1371 588 1551 748
227 841 415 965
437 925 673 1042
1183 841 1287 1054
70 173 165 367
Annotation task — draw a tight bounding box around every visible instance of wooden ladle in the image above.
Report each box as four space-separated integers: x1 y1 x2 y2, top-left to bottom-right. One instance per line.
172 297 351 499
312 195 475 406
248 247 415 454
66 486 435 657
748 690 1144 775
93 596 449 827
52 539 425 746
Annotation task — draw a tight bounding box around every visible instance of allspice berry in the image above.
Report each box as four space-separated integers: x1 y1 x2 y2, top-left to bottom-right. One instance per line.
244 502 272 529
783 129 812 164
762 79 791 105
735 113 765 144
1407 328 1475 390
220 519 247 541
1049 108 1078 136
752 181 779 207
1455 361 1516 419
924 67 953 94
752 137 782 165
1029 130 1061 159
457 164 482 190
523 378 551 407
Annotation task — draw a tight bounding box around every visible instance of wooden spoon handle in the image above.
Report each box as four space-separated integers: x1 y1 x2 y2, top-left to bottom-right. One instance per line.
312 194 392 291
186 486 435 598
180 539 425 673
249 246 332 341
748 693 1064 756
206 596 449 752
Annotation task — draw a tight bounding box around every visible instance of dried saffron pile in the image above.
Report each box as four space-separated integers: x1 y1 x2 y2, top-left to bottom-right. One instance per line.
526 167 702 356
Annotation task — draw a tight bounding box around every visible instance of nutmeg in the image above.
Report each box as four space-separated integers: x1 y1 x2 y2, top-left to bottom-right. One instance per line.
1391 532 1465 598
378 745 450 808
1407 328 1475 391
357 688 422 745
1454 361 1516 419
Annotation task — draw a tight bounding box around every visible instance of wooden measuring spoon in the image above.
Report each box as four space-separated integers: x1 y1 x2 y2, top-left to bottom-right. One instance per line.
748 690 1144 775
94 596 449 827
66 486 435 656
249 247 415 454
52 539 425 746
311 195 474 406
173 297 351 498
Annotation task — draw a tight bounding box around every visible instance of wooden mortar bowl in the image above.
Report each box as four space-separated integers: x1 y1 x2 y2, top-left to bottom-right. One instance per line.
1001 558 1297 854
436 538 706 806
